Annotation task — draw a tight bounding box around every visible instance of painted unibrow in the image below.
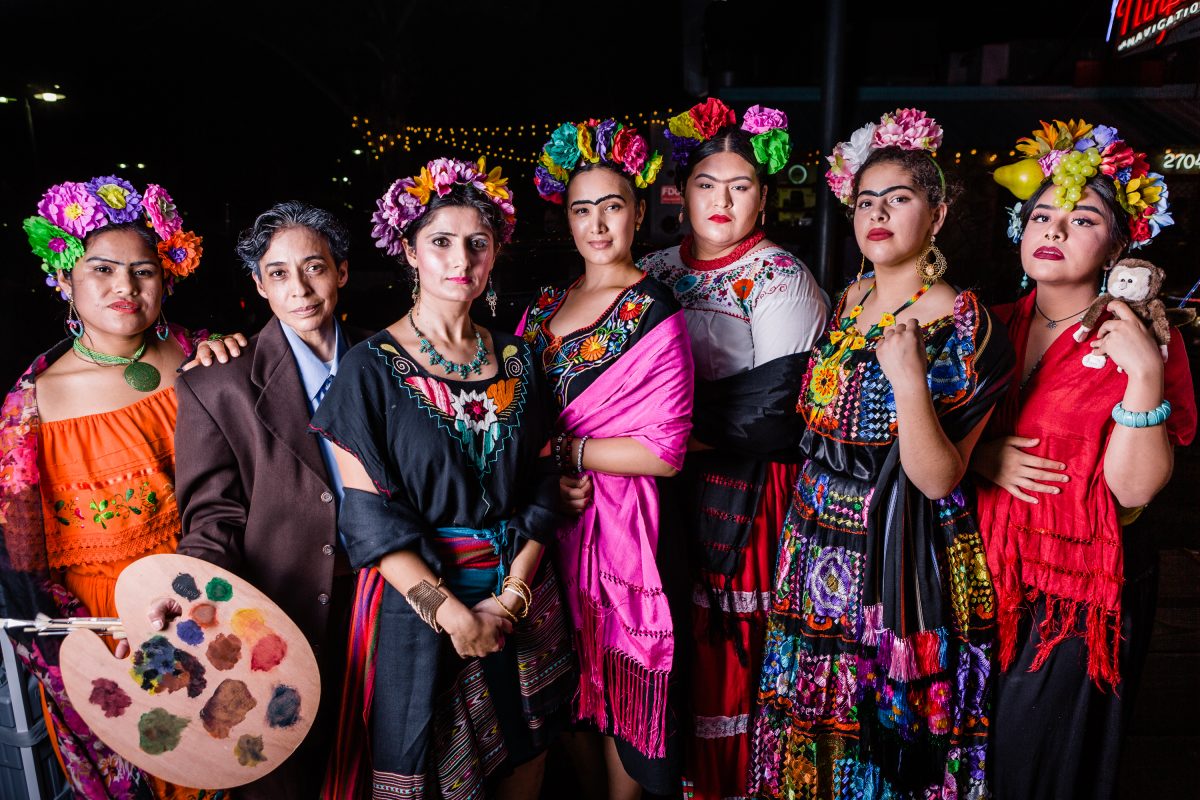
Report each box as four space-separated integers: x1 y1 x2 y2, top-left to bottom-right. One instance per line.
570 194 624 207
693 172 754 184
855 185 914 198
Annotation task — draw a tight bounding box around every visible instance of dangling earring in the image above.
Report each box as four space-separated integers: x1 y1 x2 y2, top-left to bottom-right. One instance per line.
486 277 498 318
154 310 170 341
1020 272 1030 292
411 276 420 304
1099 266 1110 295
916 235 948 283
760 209 766 227
65 300 84 339
856 255 867 285
677 207 684 224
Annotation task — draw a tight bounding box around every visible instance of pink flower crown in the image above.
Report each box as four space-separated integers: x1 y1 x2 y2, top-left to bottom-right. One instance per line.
995 119 1172 249
24 176 202 293
825 108 944 206
371 156 516 256
665 99 792 175
534 118 663 205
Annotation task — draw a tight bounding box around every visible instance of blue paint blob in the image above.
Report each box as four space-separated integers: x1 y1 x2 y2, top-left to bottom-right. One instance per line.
171 573 201 601
176 619 204 646
266 685 301 728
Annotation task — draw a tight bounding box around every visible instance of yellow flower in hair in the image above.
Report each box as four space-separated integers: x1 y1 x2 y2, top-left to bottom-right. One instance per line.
406 166 435 205
1016 119 1093 157
578 124 598 164
635 153 664 188
476 157 510 200
1123 175 1161 214
668 109 701 140
540 152 569 182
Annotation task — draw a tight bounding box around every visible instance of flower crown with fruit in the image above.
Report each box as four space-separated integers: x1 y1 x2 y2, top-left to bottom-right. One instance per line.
24 176 202 295
825 108 945 207
371 156 517 256
534 118 662 205
995 120 1171 249
665 99 791 175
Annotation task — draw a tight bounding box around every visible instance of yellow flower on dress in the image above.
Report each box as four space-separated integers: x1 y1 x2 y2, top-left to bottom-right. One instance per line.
476 157 510 200
808 361 840 406
406 167 435 205
579 334 608 362
829 330 846 346
848 305 864 319
880 312 896 327
851 336 866 349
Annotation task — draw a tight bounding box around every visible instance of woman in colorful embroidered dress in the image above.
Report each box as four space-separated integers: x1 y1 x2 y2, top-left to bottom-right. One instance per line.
972 121 1195 800
638 99 827 800
0 176 241 799
312 157 575 800
750 109 1014 799
524 118 693 800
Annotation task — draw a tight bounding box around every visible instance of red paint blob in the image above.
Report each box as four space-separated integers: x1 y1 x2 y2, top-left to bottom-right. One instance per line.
250 633 288 672
89 678 132 718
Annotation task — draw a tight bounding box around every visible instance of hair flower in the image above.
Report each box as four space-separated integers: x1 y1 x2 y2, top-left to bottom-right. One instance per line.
996 119 1171 247
158 229 203 278
142 184 182 239
37 182 107 239
825 108 943 206
750 128 791 175
371 157 517 249
741 105 788 135
535 118 660 203
689 98 736 139
666 100 791 176
24 216 85 273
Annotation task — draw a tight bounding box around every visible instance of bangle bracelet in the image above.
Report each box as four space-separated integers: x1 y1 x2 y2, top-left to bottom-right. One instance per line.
502 575 532 616
1112 400 1171 428
406 578 447 633
492 593 520 623
503 587 529 616
576 435 590 476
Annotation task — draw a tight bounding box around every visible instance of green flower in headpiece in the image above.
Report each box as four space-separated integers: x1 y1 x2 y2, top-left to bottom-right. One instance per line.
24 216 84 274
751 128 791 175
544 122 582 173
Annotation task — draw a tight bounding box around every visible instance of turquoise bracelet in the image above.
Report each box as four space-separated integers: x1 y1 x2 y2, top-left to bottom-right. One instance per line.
1111 400 1171 428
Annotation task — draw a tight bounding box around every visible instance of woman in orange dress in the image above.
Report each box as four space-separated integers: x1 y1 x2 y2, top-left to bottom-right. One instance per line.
0 175 240 799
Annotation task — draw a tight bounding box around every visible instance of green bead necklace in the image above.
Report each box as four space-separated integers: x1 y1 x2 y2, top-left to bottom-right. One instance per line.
72 338 162 392
408 310 489 380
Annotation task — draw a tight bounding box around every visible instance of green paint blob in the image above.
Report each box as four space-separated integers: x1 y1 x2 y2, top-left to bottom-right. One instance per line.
138 708 190 755
205 577 234 602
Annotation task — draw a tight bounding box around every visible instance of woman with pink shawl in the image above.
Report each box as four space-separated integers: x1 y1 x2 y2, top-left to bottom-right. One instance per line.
521 118 694 799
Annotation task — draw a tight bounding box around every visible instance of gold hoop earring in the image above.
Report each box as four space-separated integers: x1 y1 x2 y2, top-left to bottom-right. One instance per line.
917 235 948 283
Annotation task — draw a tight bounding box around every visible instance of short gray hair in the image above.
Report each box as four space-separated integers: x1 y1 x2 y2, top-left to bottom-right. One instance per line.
236 201 350 277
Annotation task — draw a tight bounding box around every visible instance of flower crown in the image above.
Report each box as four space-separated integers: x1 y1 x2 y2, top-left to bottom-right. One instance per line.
371 156 516 256
996 119 1172 249
665 99 791 175
24 176 202 293
825 108 944 207
534 119 662 204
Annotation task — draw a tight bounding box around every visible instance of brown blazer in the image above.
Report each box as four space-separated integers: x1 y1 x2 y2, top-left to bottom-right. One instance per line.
174 317 356 798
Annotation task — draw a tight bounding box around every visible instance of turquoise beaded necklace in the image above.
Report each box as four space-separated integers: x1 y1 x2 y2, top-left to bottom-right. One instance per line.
408 309 490 379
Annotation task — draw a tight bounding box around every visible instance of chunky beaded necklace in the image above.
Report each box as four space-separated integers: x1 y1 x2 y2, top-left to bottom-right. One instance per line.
679 229 765 271
408 310 489 380
71 338 161 392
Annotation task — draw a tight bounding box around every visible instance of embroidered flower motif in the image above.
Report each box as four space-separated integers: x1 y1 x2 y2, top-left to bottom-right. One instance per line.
157 230 203 278
732 278 755 300
85 175 142 224
808 361 840 407
450 390 498 435
578 333 608 362
805 546 857 618
37 182 106 239
618 299 645 322
142 184 182 239
879 313 896 327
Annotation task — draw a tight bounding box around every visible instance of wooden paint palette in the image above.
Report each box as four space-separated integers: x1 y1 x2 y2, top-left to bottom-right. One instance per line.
60 554 321 789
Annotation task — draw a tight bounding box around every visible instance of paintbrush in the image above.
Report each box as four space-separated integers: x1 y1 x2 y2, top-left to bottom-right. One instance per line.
2 614 125 638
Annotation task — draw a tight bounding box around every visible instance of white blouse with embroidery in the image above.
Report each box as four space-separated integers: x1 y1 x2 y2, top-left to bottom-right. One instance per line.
640 245 829 381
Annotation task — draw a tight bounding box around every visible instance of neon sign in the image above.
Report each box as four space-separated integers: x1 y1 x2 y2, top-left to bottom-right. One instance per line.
1107 0 1200 53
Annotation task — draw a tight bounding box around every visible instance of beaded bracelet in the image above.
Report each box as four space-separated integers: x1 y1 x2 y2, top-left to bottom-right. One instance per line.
405 578 447 633
576 435 590 476
1112 400 1171 428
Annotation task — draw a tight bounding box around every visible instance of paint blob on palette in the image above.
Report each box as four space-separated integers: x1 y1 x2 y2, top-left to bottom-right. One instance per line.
60 554 320 789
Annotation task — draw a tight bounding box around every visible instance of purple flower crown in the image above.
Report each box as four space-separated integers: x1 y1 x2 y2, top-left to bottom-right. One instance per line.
371 157 517 256
534 118 663 205
23 176 202 294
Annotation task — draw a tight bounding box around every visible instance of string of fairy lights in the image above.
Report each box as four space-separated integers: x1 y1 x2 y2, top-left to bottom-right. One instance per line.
350 112 1024 172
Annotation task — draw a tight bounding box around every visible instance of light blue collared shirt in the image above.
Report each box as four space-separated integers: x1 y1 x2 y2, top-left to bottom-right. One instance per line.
280 321 348 534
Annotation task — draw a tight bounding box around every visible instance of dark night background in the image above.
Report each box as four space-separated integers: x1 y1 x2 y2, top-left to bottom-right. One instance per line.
2 1 1199 793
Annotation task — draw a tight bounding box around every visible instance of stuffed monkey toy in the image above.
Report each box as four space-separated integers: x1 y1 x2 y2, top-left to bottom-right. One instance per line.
1075 258 1171 369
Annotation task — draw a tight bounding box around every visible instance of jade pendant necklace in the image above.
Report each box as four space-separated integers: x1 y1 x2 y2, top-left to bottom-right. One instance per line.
72 338 162 392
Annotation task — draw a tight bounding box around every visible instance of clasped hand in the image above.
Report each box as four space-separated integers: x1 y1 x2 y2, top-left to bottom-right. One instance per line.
876 317 929 393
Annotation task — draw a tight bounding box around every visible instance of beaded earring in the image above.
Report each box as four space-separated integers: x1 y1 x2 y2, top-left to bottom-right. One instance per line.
154 310 170 341
486 277 498 318
65 300 84 339
1020 272 1030 292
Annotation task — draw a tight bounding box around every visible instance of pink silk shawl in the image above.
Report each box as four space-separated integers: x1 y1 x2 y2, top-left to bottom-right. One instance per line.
530 309 693 757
